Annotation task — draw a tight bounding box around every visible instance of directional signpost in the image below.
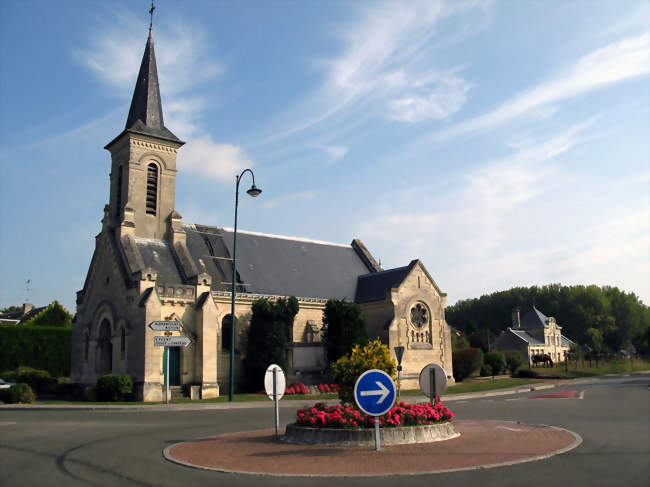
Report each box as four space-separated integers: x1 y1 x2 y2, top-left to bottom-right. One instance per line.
151 321 191 404
419 363 448 405
354 369 396 450
264 364 286 438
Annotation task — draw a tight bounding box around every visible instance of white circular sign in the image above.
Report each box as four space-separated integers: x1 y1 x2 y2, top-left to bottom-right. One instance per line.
418 363 448 400
264 364 286 400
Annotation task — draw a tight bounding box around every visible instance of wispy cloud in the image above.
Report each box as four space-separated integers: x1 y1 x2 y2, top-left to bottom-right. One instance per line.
262 191 317 209
437 32 650 139
262 1 486 143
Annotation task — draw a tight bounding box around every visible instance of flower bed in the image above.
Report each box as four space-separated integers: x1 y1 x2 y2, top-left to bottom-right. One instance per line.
296 401 455 429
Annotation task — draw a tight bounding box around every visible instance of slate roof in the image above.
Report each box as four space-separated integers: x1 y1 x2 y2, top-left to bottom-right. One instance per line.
218 228 374 300
520 305 551 329
135 238 184 284
0 305 48 323
508 328 544 345
355 264 412 303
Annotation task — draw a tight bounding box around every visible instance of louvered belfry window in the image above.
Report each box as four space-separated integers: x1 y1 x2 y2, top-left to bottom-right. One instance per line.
146 163 158 215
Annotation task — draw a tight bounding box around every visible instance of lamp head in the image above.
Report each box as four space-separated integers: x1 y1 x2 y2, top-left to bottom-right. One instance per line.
246 184 262 197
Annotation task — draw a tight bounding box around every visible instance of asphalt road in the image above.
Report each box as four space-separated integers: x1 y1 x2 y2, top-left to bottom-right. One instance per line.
0 376 648 487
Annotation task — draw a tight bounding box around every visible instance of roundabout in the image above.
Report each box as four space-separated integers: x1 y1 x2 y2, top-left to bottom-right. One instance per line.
163 419 582 477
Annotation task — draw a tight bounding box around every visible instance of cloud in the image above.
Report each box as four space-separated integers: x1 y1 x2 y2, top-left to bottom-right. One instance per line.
177 136 253 183
262 191 317 209
387 68 473 123
262 1 485 142
438 32 650 139
73 12 222 140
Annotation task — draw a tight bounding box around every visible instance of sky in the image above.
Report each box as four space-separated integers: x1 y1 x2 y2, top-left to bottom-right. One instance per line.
0 0 648 314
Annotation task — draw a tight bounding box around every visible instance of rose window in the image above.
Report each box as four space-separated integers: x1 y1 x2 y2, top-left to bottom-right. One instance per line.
410 303 428 329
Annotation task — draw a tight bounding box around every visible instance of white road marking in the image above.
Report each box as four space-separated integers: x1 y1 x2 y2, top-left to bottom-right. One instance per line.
0 422 16 426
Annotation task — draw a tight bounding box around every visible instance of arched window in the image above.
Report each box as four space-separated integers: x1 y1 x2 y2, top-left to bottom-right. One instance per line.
96 319 113 374
221 315 232 351
146 163 158 215
120 327 126 359
116 165 123 216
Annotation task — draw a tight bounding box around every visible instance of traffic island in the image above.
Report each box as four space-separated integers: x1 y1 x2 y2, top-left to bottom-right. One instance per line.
283 421 458 445
163 419 582 476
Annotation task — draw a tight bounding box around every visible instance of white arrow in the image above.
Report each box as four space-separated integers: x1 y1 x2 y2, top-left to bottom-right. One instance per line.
360 381 390 404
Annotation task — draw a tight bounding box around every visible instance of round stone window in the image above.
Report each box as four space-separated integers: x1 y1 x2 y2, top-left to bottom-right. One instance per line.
409 303 428 330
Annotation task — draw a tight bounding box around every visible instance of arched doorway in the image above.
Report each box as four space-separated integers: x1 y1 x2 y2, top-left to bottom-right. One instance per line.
96 319 112 374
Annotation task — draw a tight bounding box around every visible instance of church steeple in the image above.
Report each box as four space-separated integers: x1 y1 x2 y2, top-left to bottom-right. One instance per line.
123 27 180 142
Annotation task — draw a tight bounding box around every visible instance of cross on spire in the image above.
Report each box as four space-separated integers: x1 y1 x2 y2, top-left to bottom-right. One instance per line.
149 1 156 32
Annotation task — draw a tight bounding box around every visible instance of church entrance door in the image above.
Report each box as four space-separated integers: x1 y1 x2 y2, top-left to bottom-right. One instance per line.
164 347 181 386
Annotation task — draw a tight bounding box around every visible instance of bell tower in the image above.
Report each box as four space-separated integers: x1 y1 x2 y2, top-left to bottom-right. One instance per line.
104 23 184 240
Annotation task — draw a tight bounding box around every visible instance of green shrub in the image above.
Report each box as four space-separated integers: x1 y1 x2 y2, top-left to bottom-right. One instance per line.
1 369 16 382
13 366 56 393
504 350 524 375
24 301 72 327
514 368 539 378
95 374 133 402
331 339 396 405
7 383 36 404
244 297 299 392
83 387 98 402
322 299 369 364
452 347 483 382
483 351 507 375
479 364 493 377
0 324 71 376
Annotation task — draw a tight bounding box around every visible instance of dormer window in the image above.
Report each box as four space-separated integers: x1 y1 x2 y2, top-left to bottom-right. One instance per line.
146 163 158 215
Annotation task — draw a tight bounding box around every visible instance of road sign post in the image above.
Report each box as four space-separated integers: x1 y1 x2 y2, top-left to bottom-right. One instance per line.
418 363 448 404
264 364 286 438
153 333 192 404
354 369 396 451
394 346 405 398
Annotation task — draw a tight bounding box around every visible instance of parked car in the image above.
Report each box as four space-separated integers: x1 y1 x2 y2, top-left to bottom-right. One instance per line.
0 378 15 390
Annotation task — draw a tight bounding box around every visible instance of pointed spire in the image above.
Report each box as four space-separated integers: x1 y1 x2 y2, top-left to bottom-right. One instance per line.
124 11 181 143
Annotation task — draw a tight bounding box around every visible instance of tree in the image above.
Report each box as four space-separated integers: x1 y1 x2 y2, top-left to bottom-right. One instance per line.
321 299 369 365
25 301 72 327
483 351 507 375
243 296 299 391
1 305 21 314
330 339 396 405
504 350 524 375
452 348 483 382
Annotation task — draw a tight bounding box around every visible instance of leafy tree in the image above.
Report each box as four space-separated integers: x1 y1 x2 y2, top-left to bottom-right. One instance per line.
243 296 299 391
321 299 369 364
451 332 470 351
483 351 507 375
584 327 603 352
1 305 21 314
25 301 72 327
452 347 483 382
330 339 396 405
504 350 524 375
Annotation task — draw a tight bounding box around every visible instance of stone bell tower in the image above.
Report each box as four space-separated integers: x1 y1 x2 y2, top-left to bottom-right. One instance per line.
103 26 184 240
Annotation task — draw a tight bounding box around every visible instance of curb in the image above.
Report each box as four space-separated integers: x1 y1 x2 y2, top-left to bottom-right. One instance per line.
0 374 642 412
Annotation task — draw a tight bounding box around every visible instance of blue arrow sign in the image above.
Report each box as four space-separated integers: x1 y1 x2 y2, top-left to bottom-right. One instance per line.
354 369 396 416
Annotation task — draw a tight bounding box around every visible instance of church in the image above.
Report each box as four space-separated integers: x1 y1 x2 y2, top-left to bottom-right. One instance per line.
71 23 454 401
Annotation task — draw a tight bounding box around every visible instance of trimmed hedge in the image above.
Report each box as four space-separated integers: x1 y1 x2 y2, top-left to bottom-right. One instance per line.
452 347 483 382
0 324 71 376
504 350 524 375
3 383 36 404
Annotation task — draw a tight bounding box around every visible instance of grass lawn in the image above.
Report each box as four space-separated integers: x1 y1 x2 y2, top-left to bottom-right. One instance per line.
37 359 648 406
527 358 650 379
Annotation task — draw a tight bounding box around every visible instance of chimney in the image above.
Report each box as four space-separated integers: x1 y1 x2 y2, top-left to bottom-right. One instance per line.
23 303 34 314
511 307 520 328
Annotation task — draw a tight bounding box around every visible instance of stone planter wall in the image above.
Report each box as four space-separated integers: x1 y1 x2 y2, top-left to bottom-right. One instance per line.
283 421 459 446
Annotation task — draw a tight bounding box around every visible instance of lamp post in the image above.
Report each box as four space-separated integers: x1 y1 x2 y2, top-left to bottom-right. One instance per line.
229 169 262 402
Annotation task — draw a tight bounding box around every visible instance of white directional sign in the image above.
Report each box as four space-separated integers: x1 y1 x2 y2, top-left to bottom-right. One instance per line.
149 321 182 331
153 336 191 347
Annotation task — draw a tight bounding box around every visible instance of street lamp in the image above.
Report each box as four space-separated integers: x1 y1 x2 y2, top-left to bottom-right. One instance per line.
229 168 262 402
